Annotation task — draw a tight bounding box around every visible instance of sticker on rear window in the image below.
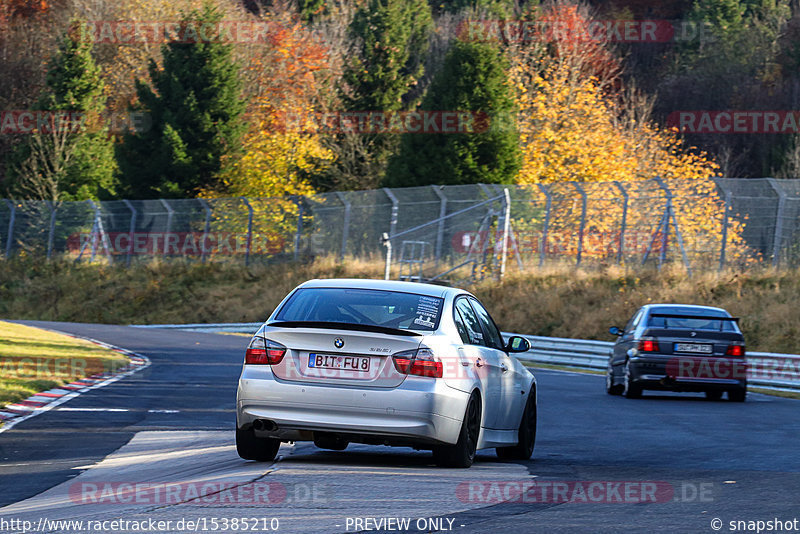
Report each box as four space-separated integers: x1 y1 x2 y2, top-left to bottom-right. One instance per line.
414 296 441 329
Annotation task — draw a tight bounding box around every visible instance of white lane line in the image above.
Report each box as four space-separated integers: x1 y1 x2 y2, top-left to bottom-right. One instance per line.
56 408 130 412
53 408 182 413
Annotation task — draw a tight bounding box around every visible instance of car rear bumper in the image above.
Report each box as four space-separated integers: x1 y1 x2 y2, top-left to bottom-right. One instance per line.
236 368 468 446
628 355 747 391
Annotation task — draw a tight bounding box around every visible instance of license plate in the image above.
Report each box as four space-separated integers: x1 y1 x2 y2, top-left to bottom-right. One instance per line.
674 343 713 354
308 353 371 372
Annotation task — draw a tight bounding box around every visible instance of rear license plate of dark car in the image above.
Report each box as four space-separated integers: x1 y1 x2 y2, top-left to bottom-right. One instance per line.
674 343 713 354
308 353 371 372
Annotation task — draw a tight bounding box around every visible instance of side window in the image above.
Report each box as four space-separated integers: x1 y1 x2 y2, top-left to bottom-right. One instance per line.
453 308 471 344
454 298 484 345
625 309 643 334
469 298 505 351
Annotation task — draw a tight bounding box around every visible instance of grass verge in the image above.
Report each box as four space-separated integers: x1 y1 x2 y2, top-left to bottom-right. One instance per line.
0 321 129 407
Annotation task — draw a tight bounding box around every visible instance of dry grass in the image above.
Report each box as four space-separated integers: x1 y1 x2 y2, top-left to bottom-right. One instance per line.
471 263 800 353
1 257 799 354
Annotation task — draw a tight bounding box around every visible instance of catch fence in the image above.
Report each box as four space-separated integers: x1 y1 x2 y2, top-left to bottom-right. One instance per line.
1 178 798 281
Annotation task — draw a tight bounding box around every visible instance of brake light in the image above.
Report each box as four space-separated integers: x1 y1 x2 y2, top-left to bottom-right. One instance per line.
726 344 745 357
392 348 442 378
245 336 286 365
638 339 659 352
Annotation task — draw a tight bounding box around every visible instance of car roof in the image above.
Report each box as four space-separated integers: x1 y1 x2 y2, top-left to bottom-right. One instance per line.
643 303 731 316
298 278 460 298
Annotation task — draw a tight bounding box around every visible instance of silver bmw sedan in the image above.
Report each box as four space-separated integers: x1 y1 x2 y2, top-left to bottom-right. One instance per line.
236 278 536 468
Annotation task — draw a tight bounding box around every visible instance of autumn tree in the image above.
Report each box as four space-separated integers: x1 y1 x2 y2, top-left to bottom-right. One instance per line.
117 1 246 198
327 0 433 188
7 19 116 201
385 38 520 187
509 0 749 264
213 7 334 199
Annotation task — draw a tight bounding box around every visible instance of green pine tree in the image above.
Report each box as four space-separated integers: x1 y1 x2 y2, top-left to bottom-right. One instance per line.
7 19 117 201
384 39 520 187
117 1 246 199
343 0 433 112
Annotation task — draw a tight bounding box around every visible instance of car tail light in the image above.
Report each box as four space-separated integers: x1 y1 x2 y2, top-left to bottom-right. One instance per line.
638 338 659 352
726 344 745 357
392 348 442 378
245 336 286 365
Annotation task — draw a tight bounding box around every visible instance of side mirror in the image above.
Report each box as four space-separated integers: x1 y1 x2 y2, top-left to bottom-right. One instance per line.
609 326 622 336
506 335 531 353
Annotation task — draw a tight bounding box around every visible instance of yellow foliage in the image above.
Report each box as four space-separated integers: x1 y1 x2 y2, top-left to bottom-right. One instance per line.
508 57 751 265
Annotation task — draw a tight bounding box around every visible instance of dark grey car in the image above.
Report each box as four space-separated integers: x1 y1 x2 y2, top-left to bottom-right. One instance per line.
606 304 747 401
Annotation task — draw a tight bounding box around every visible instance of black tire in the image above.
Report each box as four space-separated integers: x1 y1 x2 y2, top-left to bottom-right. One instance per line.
433 393 481 468
728 388 747 402
606 364 623 395
705 390 723 401
623 360 642 399
236 427 281 462
496 389 537 460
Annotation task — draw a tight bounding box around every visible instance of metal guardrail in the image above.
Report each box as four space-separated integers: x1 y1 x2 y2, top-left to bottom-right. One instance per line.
134 323 800 391
506 333 800 392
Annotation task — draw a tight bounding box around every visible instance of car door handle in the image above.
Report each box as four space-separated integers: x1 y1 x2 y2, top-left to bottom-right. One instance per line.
500 363 508 373
475 358 484 368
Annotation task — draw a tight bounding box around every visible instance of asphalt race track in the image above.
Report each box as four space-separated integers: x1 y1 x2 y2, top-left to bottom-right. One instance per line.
1 321 799 533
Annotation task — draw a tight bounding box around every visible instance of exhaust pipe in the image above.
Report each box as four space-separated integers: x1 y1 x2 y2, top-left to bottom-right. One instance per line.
253 419 278 432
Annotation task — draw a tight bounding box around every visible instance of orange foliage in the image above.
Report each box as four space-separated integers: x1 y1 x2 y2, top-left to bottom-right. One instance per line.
535 2 622 89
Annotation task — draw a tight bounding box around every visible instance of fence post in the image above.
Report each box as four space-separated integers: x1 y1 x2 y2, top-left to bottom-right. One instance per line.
500 188 511 280
572 182 587 267
767 178 786 268
613 181 628 264
5 199 15 259
718 188 732 272
537 184 551 268
335 192 351 261
293 196 304 262
46 201 57 260
198 198 211 263
159 199 173 258
241 197 253 267
123 200 137 267
653 177 691 274
431 185 447 268
87 200 112 264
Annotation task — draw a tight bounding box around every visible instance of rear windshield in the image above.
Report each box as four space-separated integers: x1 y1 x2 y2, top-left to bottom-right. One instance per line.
645 307 738 332
273 288 444 332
